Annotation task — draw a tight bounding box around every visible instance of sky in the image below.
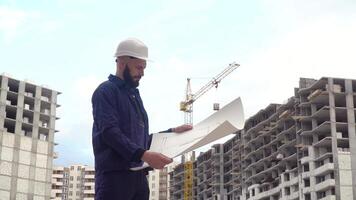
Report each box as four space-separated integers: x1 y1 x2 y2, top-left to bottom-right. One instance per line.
1 0 356 166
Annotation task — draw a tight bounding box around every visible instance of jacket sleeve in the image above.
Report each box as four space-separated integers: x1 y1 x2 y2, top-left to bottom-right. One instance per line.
158 128 173 133
92 87 145 162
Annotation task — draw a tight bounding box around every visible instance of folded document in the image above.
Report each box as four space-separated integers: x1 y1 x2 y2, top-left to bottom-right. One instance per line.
130 97 244 171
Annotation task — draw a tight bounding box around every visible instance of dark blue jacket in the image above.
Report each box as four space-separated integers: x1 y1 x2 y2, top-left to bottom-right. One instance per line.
92 74 150 174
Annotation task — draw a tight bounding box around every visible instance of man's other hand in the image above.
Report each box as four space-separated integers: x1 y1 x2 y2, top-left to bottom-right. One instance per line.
141 151 173 169
173 124 193 133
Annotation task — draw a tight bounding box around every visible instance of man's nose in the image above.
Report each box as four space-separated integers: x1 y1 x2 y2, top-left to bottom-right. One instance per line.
139 69 144 77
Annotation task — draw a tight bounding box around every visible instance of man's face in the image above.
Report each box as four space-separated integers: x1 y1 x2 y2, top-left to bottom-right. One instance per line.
122 57 146 88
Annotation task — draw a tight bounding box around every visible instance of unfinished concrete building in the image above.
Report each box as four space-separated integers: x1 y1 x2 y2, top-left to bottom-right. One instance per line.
148 162 178 200
51 166 70 200
169 153 196 200
223 131 244 199
169 77 356 200
194 144 225 200
81 166 95 200
0 74 60 200
294 77 355 200
51 164 95 200
242 100 298 200
170 162 185 199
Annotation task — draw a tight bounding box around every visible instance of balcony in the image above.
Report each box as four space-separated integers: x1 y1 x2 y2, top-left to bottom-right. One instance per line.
52 173 63 178
302 186 312 194
83 190 95 194
54 181 63 186
283 176 299 187
314 152 333 162
319 195 336 200
84 182 95 187
315 179 335 192
314 163 334 176
314 137 332 148
255 185 280 199
286 191 299 200
300 156 312 165
301 171 311 179
51 188 62 194
84 174 95 179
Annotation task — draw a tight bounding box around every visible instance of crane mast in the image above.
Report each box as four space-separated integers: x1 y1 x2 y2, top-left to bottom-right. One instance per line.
180 62 240 200
180 62 240 125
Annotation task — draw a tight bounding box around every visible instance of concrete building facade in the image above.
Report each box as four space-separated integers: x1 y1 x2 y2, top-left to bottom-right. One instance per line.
81 166 95 200
169 77 356 200
0 74 60 200
149 162 178 200
51 166 69 200
170 162 185 199
194 144 225 200
51 165 95 200
170 153 198 200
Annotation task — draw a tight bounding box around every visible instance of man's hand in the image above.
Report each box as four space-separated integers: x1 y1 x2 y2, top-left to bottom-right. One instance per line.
141 151 173 169
173 124 193 133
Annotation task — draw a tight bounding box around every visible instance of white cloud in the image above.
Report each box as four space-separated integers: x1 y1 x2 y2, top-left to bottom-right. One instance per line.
74 75 102 98
123 0 216 47
55 75 101 142
0 5 62 43
54 75 98 165
226 5 356 119
245 15 356 78
261 0 354 23
69 75 102 123
131 0 216 30
0 6 26 40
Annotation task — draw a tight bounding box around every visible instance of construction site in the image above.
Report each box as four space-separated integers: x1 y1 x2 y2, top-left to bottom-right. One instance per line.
169 77 356 200
2 72 356 200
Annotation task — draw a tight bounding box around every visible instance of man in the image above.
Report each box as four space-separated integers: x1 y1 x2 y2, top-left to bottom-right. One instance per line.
92 38 192 199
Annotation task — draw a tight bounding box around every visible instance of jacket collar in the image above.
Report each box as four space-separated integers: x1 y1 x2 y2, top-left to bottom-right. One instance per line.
108 74 127 88
108 74 138 92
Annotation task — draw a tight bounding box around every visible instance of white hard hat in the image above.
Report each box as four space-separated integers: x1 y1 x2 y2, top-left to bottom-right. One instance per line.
114 38 149 61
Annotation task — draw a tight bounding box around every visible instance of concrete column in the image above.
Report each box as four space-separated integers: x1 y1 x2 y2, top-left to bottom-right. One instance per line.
50 102 56 118
51 90 57 104
344 79 356 198
10 81 24 200
49 116 56 130
219 145 224 199
311 104 318 145
14 81 25 135
327 78 341 200
33 86 41 140
0 77 7 131
0 77 8 195
26 85 41 200
0 76 8 103
0 105 5 132
308 103 318 199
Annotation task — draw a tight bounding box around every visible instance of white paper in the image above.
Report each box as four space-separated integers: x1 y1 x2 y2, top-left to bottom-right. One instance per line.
130 97 244 171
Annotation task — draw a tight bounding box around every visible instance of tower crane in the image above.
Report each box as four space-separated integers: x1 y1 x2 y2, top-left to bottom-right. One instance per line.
180 62 240 125
180 62 240 200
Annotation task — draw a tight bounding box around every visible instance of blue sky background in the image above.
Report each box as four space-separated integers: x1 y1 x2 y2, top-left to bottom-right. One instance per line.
1 0 356 166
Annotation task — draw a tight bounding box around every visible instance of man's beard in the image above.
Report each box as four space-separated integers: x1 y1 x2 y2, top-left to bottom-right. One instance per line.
123 65 140 88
